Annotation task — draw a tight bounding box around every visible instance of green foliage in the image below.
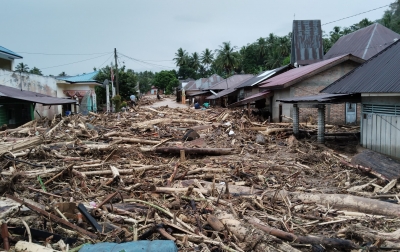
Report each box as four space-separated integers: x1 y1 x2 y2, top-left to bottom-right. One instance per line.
15 62 29 73
111 95 122 112
29 67 43 76
95 65 138 106
378 0 400 33
153 70 179 94
137 71 154 94
58 72 67 77
121 101 127 108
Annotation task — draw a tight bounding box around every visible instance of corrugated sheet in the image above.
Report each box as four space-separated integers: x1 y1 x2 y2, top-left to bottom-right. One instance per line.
210 74 253 90
57 71 99 83
259 54 364 89
322 39 400 93
0 45 22 59
185 74 223 91
235 65 293 89
276 93 358 103
324 24 400 60
291 20 323 65
0 84 76 105
228 91 272 107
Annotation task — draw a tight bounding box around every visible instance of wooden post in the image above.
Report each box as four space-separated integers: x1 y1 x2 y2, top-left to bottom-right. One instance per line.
180 150 186 162
317 105 326 144
293 104 299 136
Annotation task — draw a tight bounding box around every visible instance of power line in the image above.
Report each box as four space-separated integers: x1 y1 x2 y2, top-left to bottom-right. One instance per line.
322 5 390 26
41 53 112 70
118 52 175 69
15 51 112 56
97 54 114 69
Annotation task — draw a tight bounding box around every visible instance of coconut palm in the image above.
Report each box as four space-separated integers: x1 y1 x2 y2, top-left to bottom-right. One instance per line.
15 62 29 73
29 67 43 76
190 52 201 72
215 41 239 75
256 37 268 59
200 48 214 69
173 48 188 67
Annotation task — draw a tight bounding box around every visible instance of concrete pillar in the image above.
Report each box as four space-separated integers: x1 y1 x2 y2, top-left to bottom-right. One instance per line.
293 104 299 135
317 105 326 144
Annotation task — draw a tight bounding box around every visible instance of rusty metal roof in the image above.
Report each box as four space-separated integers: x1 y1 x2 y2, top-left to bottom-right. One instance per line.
324 23 400 60
228 91 272 107
291 20 324 65
0 84 76 105
210 74 253 90
322 38 400 94
259 54 364 89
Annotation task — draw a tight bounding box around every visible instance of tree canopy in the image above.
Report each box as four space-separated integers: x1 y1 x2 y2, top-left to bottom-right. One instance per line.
153 70 179 95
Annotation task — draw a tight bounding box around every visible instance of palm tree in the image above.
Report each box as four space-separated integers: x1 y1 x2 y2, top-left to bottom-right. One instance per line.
15 62 29 73
190 52 201 72
256 37 267 59
29 67 43 76
215 41 239 75
173 48 188 67
200 48 214 70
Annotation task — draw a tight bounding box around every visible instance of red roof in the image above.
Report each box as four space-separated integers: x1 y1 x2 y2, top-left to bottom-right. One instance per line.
259 54 364 89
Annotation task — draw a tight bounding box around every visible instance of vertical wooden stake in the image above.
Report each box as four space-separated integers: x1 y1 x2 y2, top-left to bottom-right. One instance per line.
180 150 186 162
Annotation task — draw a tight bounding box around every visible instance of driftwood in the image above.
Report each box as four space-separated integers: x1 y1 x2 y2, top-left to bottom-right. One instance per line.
259 128 293 135
248 218 359 249
351 149 400 181
111 137 160 145
154 147 233 156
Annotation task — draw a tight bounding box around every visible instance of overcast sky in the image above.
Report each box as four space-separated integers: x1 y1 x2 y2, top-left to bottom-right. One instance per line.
1 0 394 76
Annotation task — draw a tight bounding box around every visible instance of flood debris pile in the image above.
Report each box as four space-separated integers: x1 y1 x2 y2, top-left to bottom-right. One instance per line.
0 106 400 251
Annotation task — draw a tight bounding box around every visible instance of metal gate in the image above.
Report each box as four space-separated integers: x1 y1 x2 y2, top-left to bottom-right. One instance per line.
362 104 400 159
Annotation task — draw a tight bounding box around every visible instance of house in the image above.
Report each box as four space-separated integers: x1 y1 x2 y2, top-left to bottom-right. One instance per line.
56 71 101 115
0 45 22 71
176 78 194 102
185 74 224 105
206 74 253 107
0 45 63 119
324 23 400 60
0 84 75 127
146 86 163 95
321 38 400 159
258 54 365 123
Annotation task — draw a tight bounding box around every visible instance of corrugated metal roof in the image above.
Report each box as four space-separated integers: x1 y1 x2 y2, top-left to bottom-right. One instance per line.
185 74 224 91
259 54 364 89
235 65 293 89
57 71 99 83
0 45 22 59
322 38 400 94
228 91 272 107
276 93 358 103
291 20 324 65
324 23 400 60
0 84 76 105
210 74 253 90
186 91 210 97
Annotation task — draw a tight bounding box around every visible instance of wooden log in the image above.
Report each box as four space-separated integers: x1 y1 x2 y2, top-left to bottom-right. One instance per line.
340 160 389 181
248 218 359 249
15 241 60 252
351 149 400 181
111 137 160 145
154 147 233 156
259 128 293 135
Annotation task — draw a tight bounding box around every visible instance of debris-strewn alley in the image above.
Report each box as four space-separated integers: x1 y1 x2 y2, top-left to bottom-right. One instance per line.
1 96 400 252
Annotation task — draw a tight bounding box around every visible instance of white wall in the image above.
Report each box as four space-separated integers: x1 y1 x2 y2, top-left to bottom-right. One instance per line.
0 69 58 119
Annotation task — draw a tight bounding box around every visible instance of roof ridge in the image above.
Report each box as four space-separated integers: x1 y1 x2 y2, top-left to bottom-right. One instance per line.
321 38 400 93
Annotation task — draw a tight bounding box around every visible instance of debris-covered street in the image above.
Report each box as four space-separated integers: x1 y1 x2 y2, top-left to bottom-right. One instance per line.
1 95 400 252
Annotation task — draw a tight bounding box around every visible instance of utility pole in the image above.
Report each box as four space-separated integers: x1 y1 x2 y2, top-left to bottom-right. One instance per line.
114 48 119 95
